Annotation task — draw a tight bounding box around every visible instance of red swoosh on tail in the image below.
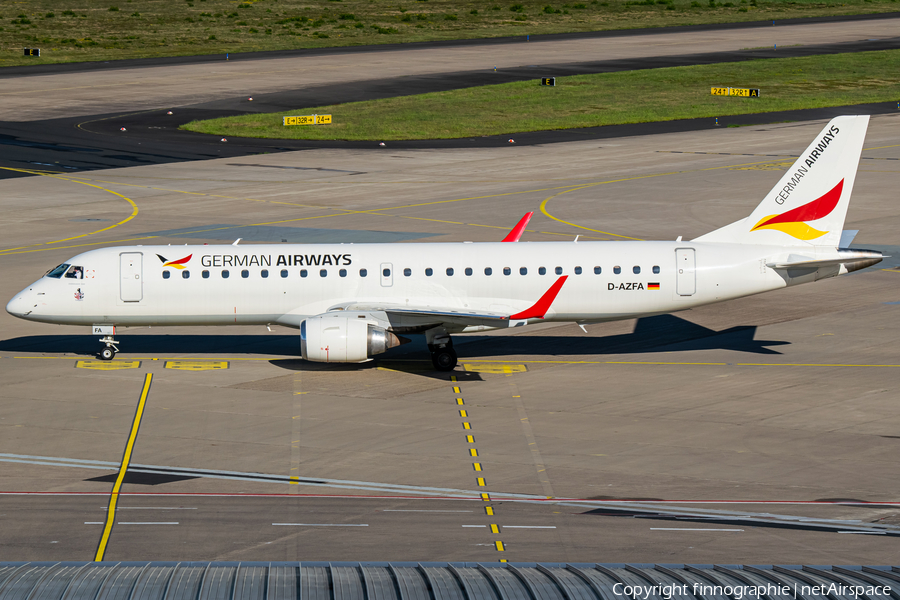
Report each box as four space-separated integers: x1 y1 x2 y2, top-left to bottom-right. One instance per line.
752 179 843 231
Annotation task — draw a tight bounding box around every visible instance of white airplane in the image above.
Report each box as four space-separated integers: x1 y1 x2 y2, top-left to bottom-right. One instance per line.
6 115 884 370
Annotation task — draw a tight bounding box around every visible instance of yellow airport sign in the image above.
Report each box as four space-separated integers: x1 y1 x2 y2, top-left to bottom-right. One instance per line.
165 361 229 371
283 114 332 126
463 363 528 374
711 87 760 97
76 360 141 370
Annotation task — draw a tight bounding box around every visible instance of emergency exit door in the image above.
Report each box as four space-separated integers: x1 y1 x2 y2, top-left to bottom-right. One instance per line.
120 252 143 302
675 248 696 296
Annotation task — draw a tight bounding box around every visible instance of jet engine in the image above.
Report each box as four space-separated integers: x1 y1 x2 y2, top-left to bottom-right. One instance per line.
300 315 404 363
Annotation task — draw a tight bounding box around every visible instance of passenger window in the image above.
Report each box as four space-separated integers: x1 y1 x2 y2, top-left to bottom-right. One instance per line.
465 267 473 276
162 271 170 279
613 266 621 274
653 265 660 274
404 268 412 277
520 267 527 275
538 267 546 275
300 269 307 278
320 269 328 277
202 270 210 279
222 270 230 279
446 267 454 276
484 267 492 276
45 264 70 279
574 266 581 275
360 268 367 277
426 268 433 277
182 270 190 279
64 265 84 279
261 269 269 278
594 266 601 274
242 270 249 278
340 269 347 277
281 269 289 278
555 267 563 275
383 268 391 277
633 266 641 274
503 267 511 276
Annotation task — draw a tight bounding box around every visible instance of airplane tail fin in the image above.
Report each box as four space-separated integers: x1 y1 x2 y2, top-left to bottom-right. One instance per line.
693 115 869 247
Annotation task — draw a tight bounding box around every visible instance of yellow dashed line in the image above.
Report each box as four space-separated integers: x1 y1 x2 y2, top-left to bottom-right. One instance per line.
463 422 471 430
495 541 505 552
459 410 468 417
453 386 461 393
474 463 482 472
457 398 464 405
466 435 475 443
469 449 478 457
477 477 486 486
491 524 500 534
485 507 494 516
481 493 491 501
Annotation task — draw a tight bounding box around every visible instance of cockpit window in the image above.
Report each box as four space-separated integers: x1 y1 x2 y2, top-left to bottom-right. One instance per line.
64 266 84 279
45 264 70 279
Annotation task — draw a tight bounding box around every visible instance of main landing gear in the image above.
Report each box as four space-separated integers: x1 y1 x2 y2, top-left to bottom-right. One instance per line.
426 327 458 372
98 335 119 361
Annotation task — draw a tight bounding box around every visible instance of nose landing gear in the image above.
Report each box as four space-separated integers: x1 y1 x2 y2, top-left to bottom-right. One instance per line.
98 335 119 361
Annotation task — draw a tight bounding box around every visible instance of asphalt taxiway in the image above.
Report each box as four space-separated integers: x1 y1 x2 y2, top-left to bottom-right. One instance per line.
2 114 900 563
2 17 900 564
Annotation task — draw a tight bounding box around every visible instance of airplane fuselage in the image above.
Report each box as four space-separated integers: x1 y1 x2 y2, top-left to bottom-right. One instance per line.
8 241 799 331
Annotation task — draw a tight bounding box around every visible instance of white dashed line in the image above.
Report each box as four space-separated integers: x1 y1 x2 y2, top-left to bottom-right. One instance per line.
272 523 368 526
651 528 743 531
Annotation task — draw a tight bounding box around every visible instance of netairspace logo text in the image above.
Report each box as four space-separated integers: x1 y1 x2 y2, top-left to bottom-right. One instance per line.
612 582 892 600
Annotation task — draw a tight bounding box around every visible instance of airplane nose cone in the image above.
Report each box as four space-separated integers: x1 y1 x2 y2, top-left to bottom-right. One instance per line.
6 292 30 318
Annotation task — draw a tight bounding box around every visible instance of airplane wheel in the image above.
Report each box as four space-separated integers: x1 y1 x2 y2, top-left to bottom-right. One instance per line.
99 347 116 361
431 348 458 372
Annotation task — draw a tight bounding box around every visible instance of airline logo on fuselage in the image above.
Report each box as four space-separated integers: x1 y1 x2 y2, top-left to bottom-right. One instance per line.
157 253 192 269
199 254 352 268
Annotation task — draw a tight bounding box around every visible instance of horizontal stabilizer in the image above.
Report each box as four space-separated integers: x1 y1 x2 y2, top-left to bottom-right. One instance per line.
767 249 884 272
839 229 859 247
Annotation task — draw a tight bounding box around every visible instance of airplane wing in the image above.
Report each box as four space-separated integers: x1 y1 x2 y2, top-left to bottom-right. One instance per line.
332 275 569 329
501 212 534 242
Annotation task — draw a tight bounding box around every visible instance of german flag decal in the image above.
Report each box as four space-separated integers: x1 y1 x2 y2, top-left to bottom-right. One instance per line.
648 283 660 290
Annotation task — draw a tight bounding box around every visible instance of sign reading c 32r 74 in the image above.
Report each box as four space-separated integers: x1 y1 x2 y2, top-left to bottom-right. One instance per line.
711 87 760 97
283 114 333 126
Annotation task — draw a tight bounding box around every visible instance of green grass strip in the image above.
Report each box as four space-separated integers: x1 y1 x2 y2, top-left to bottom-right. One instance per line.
182 50 900 140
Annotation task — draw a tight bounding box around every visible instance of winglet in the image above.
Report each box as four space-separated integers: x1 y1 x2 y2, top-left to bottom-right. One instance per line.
502 212 534 242
509 276 568 320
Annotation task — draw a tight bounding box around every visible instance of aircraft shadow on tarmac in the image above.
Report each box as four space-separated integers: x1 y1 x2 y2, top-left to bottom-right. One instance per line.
0 315 787 364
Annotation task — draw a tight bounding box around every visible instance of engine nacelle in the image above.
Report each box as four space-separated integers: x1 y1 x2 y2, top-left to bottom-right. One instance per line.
300 315 403 363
